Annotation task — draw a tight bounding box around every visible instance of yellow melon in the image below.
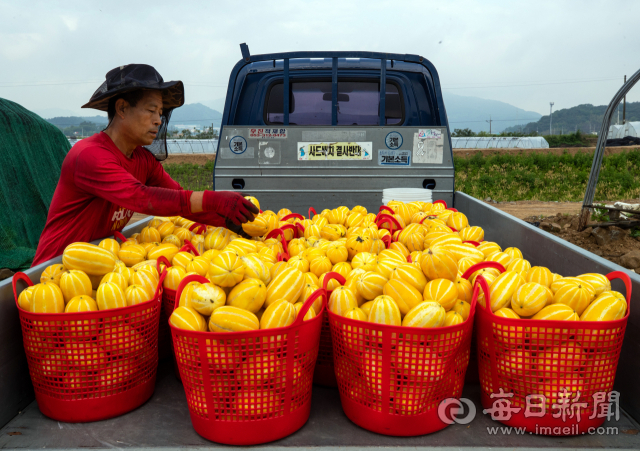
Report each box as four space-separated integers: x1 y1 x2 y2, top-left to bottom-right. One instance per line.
488 271 525 312
163 234 182 248
485 251 512 268
147 243 180 263
208 251 245 287
328 286 358 316
511 282 548 317
531 304 579 321
368 295 401 326
477 241 502 258
265 266 305 307
189 283 227 315
452 300 471 320
242 215 270 237
309 256 332 277
360 300 374 318
208 306 259 332
553 283 594 315
124 285 150 306
494 307 520 319
118 244 147 267
63 242 116 276
186 256 210 277
423 278 458 311
580 291 627 321
357 271 388 301
59 270 93 303
18 285 36 311
383 278 423 315
163 265 186 291
30 282 65 313
96 282 127 310
227 278 266 313
205 227 232 250
40 264 67 285
390 263 428 293
344 307 367 322
402 301 446 328
459 226 484 242
506 258 532 276
129 268 157 298
260 299 297 329
351 252 377 272
455 277 473 303
444 310 464 326
156 221 176 239
421 247 458 281
240 254 271 285
100 272 128 293
300 283 323 314
293 301 317 321
140 226 161 243
170 306 207 331
577 273 611 296
375 258 401 279
526 266 554 288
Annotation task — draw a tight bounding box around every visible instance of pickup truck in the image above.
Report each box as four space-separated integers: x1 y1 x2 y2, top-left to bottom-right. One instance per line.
0 46 638 449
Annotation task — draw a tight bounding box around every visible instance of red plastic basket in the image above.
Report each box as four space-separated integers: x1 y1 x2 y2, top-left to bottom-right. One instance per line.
170 275 326 445
328 273 478 436
12 269 166 423
476 271 632 435
312 273 346 387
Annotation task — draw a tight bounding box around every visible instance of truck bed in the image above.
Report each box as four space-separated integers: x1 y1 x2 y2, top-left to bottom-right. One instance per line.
1 359 638 450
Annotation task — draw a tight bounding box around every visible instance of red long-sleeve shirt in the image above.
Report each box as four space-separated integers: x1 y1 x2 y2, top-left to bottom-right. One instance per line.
33 132 198 266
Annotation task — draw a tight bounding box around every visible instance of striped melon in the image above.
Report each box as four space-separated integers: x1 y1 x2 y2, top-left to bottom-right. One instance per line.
447 212 469 230
293 301 317 321
30 282 65 313
162 266 187 291
423 278 458 311
488 271 525 312
162 234 182 248
242 215 270 237
208 306 259 332
477 241 502 258
459 226 484 242
452 300 471 320
375 258 401 279
503 247 523 261
186 256 211 277
357 271 388 300
100 272 128 293
390 263 428 293
389 241 410 258
444 310 464 326
352 252 377 272
425 232 462 249
96 282 127 310
402 301 446 328
173 227 193 244
156 221 176 239
485 251 512 268
201 249 220 261
65 295 98 313
147 243 180 263
328 286 358 316
129 268 157 298
378 248 406 263
59 270 93 303
309 256 332 277
287 255 310 273
304 224 321 239
172 251 196 269
140 226 161 243
240 254 271 285
506 258 532 276
204 227 232 250
420 247 458 281
265 266 304 307
577 273 611 296
189 283 227 315
455 277 473 303
124 285 150 306
511 282 547 317
40 264 67 286
118 244 147 267
99 238 120 256
170 306 207 331
383 278 423 315
63 242 116 276
288 238 308 258
269 261 289 281
227 278 266 313
526 266 554 288
226 238 258 256
178 281 200 308
580 291 627 321
344 276 365 306
360 300 374 318
18 285 35 311
494 307 521 319
457 256 477 275
344 307 366 321
346 234 374 259
368 295 401 326
332 262 353 279
208 251 245 288
300 283 323 314
442 243 484 263
321 224 345 241
553 282 593 315
260 299 297 329
531 303 579 321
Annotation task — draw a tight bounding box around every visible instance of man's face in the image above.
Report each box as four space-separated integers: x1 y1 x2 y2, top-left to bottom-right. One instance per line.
121 90 164 146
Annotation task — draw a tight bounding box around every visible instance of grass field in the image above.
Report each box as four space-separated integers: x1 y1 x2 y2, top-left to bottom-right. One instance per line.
164 149 640 202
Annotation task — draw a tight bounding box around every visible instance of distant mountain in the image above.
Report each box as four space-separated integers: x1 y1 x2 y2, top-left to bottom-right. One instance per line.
46 115 109 127
443 93 542 134
503 102 640 135
35 108 105 119
170 103 222 128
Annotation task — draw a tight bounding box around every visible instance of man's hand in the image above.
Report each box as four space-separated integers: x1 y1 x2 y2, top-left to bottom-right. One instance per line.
225 218 252 239
202 191 259 225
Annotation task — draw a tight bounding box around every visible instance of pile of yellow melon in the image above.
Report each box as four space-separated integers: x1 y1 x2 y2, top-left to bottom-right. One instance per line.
18 243 161 315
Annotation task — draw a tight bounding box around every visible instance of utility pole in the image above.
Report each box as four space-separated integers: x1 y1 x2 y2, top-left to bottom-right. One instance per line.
623 75 627 124
549 102 554 135
486 115 492 134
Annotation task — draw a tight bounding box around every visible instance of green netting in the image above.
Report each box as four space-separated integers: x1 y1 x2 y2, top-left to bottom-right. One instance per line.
0 98 70 271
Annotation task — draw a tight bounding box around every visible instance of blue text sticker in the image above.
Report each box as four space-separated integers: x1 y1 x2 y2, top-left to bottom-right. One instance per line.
229 136 247 154
385 131 403 150
378 149 411 166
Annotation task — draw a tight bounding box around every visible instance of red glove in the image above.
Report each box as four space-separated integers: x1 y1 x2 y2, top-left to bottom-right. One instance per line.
202 191 259 225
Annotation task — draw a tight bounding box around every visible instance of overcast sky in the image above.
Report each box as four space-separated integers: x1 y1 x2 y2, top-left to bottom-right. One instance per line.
1 0 638 119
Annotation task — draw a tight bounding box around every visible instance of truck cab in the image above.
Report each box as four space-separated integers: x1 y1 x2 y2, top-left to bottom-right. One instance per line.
214 46 454 213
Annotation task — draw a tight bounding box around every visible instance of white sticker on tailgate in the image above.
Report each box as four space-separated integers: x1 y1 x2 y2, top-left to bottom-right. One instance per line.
413 129 443 164
249 128 287 139
297 142 372 160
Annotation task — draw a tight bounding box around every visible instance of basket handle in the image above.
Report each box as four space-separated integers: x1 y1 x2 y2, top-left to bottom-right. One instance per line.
173 274 210 310
407 254 413 263
463 240 481 247
189 223 207 234
266 228 290 259
606 271 632 309
381 234 392 249
449 227 459 232
433 200 448 208
114 231 128 243
156 255 172 273
376 213 402 233
152 269 168 302
308 207 317 219
293 287 327 326
447 207 458 212
472 274 492 312
281 213 304 222
379 205 394 215
322 271 346 291
280 223 300 239
179 240 200 256
12 272 33 309
461 261 506 280
295 222 305 235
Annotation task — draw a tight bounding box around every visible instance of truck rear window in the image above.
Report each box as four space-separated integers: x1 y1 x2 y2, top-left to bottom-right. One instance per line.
265 80 403 125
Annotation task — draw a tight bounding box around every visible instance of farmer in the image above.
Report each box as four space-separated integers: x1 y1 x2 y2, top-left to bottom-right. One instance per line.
33 64 257 265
